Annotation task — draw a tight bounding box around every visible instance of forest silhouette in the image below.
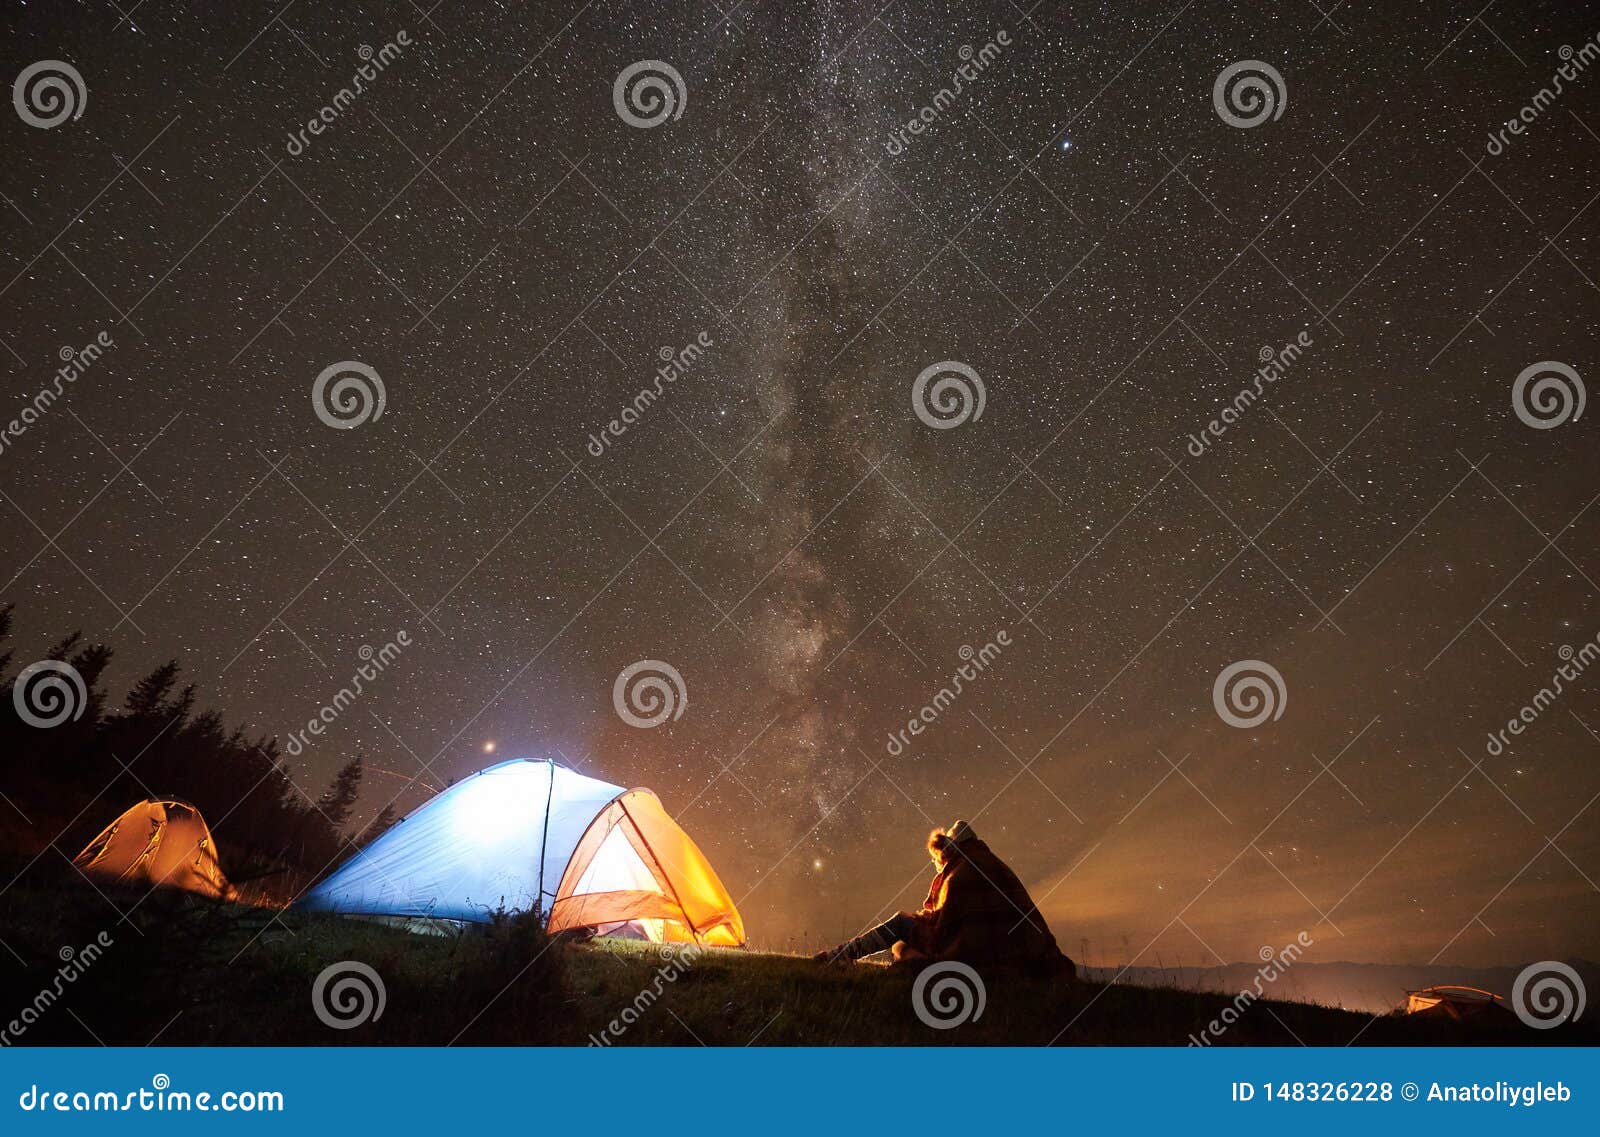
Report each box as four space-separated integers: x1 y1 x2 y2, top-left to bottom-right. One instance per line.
0 603 391 897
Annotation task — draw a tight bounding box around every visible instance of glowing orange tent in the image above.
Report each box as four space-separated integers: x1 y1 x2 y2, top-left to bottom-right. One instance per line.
73 798 233 899
1402 986 1515 1023
299 758 744 946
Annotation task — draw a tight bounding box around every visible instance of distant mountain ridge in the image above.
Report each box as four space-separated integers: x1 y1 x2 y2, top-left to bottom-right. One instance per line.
1083 958 1598 1015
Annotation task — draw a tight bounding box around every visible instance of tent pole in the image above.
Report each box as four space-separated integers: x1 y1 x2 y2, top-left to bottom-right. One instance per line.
535 758 555 923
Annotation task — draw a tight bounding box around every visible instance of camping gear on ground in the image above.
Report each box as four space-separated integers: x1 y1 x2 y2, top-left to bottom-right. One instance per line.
72 798 233 899
297 758 745 946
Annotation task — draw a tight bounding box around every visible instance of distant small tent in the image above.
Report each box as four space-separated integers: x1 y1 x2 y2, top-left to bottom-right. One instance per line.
73 799 232 899
1403 985 1516 1024
297 759 745 946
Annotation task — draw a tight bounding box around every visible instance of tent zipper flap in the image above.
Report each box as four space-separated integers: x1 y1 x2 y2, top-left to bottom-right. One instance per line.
618 796 702 942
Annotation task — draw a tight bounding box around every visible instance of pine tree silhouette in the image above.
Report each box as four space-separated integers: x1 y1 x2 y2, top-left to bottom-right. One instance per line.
357 803 399 847
0 605 348 897
316 756 365 830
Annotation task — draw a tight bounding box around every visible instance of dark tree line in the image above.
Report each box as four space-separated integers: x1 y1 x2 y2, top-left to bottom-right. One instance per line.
0 604 392 897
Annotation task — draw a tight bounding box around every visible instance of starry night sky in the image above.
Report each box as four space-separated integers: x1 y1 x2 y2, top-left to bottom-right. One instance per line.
2 0 1598 967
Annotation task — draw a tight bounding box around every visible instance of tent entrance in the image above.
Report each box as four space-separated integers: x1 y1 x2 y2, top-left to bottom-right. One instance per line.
547 791 743 946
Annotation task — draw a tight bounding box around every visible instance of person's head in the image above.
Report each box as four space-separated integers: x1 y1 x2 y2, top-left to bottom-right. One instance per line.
926 819 976 867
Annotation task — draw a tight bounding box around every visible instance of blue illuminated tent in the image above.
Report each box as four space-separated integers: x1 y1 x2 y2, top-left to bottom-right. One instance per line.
297 758 744 945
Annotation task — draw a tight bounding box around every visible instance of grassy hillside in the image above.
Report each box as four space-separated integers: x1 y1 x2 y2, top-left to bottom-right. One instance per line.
1 868 1589 1047
1085 960 1600 1017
